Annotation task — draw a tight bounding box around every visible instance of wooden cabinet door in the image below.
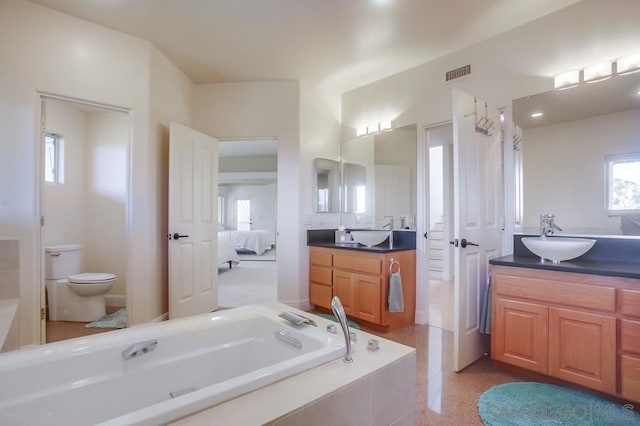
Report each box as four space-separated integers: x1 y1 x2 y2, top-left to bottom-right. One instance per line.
333 270 356 316
549 307 616 394
493 298 548 374
622 355 640 403
354 273 381 324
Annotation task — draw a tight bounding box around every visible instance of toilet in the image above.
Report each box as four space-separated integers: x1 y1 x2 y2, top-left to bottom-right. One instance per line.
45 244 117 322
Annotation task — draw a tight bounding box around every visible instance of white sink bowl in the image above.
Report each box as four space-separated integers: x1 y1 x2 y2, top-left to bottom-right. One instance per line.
521 237 596 263
350 230 389 247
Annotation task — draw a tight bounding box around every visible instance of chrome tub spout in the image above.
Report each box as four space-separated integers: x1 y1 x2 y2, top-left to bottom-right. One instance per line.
331 296 353 363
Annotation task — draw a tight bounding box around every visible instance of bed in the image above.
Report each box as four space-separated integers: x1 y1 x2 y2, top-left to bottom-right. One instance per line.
218 229 275 256
218 233 240 268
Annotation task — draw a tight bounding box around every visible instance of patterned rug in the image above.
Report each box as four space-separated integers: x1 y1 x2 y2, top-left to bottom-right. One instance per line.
84 308 127 329
478 382 640 425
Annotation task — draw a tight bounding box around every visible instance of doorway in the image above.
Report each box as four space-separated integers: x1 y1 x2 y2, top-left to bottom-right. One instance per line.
39 95 130 343
426 122 454 331
216 138 278 308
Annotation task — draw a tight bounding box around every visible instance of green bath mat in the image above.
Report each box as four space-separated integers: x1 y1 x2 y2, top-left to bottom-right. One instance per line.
315 313 360 330
478 382 640 425
84 308 127 329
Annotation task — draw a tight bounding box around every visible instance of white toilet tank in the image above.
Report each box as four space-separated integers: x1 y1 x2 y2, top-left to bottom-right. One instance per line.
45 244 82 280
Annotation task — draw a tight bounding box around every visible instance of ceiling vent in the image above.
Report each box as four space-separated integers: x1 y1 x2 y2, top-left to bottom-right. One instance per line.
445 64 471 82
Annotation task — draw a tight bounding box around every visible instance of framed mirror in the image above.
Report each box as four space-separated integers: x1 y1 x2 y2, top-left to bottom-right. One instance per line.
313 158 340 213
513 71 640 236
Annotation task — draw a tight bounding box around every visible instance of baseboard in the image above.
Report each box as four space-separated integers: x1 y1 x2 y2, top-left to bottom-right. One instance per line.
105 294 126 308
414 310 428 325
151 312 169 323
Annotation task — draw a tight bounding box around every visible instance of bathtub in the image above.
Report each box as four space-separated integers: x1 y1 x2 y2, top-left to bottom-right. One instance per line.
0 304 345 425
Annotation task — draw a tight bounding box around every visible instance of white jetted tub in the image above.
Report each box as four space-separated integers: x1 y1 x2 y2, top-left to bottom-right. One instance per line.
0 304 345 425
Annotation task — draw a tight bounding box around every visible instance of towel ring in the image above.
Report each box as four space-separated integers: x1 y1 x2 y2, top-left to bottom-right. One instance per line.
389 258 400 274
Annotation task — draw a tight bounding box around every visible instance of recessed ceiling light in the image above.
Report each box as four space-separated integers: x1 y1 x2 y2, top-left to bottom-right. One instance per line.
531 112 543 118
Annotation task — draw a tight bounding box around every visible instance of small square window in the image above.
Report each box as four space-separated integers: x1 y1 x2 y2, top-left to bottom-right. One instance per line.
606 152 640 212
44 133 64 184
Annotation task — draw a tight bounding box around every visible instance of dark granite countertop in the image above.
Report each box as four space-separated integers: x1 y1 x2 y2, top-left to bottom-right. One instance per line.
307 241 415 253
307 229 416 253
490 254 640 279
490 234 640 279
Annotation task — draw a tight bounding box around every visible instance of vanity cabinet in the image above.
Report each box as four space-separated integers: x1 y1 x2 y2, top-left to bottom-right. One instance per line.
308 246 415 331
491 266 629 397
621 289 640 402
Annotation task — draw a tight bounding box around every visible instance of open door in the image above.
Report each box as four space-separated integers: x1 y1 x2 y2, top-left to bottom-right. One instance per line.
168 122 218 319
452 89 503 371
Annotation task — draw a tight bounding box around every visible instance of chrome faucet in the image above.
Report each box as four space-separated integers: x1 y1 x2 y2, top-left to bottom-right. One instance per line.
382 215 394 230
331 296 353 363
383 215 394 248
540 214 563 238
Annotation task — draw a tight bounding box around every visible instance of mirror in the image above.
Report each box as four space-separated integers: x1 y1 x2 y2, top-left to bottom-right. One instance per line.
342 162 367 214
341 125 417 228
513 71 640 236
314 158 340 213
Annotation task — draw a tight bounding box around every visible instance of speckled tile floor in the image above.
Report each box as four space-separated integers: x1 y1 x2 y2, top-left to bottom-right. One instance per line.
368 324 522 425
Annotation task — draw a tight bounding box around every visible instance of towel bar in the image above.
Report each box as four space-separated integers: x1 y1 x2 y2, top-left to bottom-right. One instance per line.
389 258 400 274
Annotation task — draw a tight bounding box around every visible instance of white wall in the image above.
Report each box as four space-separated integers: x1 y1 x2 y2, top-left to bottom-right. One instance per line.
193 81 341 308
84 111 128 296
0 0 194 345
523 108 640 234
147 45 194 321
43 102 86 248
340 0 640 322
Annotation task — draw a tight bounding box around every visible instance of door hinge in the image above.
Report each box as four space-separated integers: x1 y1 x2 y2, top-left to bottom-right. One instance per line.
41 307 46 320
40 216 45 226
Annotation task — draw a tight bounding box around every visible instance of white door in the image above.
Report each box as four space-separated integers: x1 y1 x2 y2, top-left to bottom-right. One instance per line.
375 165 411 228
452 89 503 371
168 122 218 319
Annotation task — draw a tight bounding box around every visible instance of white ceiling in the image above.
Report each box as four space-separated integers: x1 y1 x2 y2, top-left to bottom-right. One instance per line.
28 0 580 96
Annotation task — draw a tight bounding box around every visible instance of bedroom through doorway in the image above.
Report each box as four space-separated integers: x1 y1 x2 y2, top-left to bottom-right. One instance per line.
216 138 278 308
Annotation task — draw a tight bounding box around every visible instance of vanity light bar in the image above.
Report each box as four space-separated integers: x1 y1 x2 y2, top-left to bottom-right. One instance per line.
356 120 393 137
617 54 640 75
554 54 640 90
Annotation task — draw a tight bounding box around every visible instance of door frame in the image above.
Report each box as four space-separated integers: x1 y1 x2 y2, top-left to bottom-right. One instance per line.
36 92 132 344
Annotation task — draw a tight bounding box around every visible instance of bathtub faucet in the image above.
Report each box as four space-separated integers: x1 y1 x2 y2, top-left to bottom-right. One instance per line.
331 296 353 363
121 339 158 360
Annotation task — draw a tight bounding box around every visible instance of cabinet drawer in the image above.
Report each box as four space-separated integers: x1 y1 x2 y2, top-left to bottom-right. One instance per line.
622 289 640 318
310 249 332 267
334 255 381 275
309 265 332 286
494 274 615 312
622 355 640 403
622 319 640 355
309 283 332 309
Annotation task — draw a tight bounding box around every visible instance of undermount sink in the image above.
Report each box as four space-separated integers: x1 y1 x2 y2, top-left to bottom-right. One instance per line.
349 230 389 247
521 236 596 263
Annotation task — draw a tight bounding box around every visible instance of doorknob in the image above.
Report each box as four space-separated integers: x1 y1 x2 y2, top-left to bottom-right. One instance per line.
460 238 479 248
168 233 190 240
449 239 459 247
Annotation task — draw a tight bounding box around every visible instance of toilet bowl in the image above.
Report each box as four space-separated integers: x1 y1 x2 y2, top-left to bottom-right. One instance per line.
45 245 117 322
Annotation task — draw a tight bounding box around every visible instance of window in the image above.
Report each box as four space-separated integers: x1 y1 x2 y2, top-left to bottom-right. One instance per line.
44 133 64 184
236 199 251 231
606 152 640 212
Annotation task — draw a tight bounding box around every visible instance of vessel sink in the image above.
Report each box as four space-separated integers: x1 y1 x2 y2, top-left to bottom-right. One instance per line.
521 237 596 263
349 230 389 247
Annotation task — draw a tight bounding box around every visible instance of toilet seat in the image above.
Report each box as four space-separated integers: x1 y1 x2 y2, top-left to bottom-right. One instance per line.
68 272 116 284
